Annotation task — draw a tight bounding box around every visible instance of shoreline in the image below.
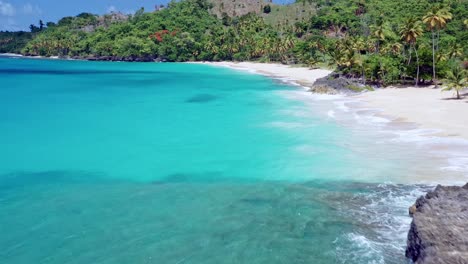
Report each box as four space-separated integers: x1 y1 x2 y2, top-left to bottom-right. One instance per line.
355 87 468 140
0 53 24 57
4 55 466 143
192 61 333 89
0 53 63 60
197 61 468 141
3 56 467 180
198 61 468 183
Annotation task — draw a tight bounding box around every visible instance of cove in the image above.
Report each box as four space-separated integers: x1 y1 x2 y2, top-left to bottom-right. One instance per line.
0 57 433 263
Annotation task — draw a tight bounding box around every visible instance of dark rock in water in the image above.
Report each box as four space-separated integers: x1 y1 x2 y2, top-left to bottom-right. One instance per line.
406 183 468 264
310 74 374 95
185 94 218 103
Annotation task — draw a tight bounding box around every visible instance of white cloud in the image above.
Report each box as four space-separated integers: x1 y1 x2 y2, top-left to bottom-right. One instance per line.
0 1 15 16
107 5 117 13
22 3 42 15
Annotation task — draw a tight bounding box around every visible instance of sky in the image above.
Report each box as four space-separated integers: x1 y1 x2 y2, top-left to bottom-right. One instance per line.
0 0 172 31
0 0 294 32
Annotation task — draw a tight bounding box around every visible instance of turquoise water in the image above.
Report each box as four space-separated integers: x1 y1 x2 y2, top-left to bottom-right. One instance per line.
0 57 430 263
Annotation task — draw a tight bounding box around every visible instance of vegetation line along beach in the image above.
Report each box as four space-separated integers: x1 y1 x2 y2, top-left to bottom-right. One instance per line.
1 0 466 87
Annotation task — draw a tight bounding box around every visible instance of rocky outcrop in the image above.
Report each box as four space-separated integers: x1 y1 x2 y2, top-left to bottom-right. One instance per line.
79 13 130 33
406 183 468 264
210 0 269 18
310 75 374 95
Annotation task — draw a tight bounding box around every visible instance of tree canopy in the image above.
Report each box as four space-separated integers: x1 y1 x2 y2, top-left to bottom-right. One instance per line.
1 0 466 86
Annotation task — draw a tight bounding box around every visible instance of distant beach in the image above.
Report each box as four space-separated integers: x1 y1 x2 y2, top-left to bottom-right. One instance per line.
0 53 63 60
198 61 468 141
0 53 23 57
192 61 332 88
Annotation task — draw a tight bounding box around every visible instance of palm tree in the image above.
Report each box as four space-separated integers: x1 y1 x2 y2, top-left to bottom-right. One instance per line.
442 66 467 99
422 6 452 82
293 22 306 37
350 37 367 83
305 57 321 69
382 42 403 56
436 52 448 63
447 43 463 59
370 20 390 54
400 17 423 86
205 41 219 56
331 23 345 37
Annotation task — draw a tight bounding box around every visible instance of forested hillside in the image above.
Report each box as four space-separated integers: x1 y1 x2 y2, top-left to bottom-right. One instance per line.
1 0 467 86
0 32 33 54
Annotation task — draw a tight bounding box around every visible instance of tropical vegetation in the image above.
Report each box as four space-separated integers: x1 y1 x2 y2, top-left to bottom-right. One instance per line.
0 31 34 54
0 0 467 87
443 65 467 99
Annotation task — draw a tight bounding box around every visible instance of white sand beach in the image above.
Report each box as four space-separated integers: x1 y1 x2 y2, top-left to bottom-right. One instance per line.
357 87 468 140
0 53 23 57
199 61 468 141
196 61 332 87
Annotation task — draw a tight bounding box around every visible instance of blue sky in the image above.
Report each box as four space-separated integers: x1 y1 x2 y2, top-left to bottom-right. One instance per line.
0 0 293 32
0 0 172 31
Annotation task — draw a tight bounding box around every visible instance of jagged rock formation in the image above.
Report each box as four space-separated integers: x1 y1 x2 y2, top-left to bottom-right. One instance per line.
406 183 468 264
208 0 315 26
310 75 374 94
210 0 270 18
81 13 129 32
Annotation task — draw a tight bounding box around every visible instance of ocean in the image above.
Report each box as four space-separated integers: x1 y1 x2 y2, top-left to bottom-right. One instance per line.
0 57 463 263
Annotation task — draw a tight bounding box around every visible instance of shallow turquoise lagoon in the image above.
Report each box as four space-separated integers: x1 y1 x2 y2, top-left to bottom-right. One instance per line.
0 57 430 263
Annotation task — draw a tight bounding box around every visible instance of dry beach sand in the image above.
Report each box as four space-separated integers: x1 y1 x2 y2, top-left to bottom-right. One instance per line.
357 87 468 140
196 61 332 87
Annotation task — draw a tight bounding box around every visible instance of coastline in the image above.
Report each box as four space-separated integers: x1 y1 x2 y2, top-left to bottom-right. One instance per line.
192 61 333 88
0 53 62 60
5 55 465 145
3 56 468 179
198 61 468 183
1 56 466 263
0 53 24 57
197 61 468 141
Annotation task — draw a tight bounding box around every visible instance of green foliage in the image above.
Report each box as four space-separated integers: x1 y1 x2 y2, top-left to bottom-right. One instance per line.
0 31 33 53
7 0 467 87
116 36 156 57
346 84 374 92
303 0 466 85
442 65 467 99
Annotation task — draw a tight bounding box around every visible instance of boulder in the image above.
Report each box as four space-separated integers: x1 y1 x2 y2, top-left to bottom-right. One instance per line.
406 183 468 264
310 75 374 94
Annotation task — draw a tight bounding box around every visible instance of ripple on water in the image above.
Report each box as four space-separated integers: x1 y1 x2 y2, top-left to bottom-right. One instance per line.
0 175 431 264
